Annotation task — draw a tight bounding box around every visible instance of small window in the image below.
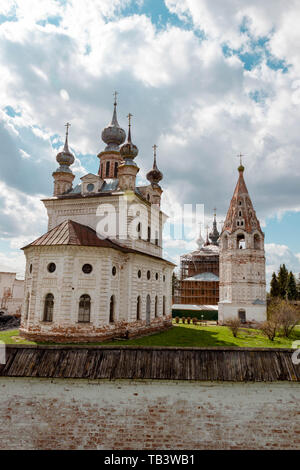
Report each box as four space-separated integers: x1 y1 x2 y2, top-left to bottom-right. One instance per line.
138 269 141 278
155 296 158 318
237 221 240 226
239 211 242 217
106 161 110 177
78 294 91 323
109 296 115 323
43 293 54 322
163 296 166 316
29 264 32 274
114 161 118 178
241 220 244 226
87 183 94 192
155 273 158 280
147 226 151 242
137 296 141 320
147 194 150 201
82 264 93 274
147 270 151 280
112 266 116 276
25 294 30 320
238 200 242 205
47 263 56 273
163 275 166 282
137 222 141 240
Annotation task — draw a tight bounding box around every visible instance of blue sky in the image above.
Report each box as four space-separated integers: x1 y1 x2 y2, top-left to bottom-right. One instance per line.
0 0 299 284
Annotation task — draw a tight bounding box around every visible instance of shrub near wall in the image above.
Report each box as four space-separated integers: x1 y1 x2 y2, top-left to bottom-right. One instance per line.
172 309 218 321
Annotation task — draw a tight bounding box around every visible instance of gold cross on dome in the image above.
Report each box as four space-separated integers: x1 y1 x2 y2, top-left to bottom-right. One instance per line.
127 113 133 126
213 207 217 216
237 152 245 166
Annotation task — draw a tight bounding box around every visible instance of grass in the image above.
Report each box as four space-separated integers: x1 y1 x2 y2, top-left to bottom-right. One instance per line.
1 324 299 348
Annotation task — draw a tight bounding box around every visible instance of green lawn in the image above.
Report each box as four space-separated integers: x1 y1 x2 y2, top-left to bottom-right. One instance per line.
1 324 299 348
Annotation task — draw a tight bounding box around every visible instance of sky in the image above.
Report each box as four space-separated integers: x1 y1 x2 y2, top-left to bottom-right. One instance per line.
0 0 299 285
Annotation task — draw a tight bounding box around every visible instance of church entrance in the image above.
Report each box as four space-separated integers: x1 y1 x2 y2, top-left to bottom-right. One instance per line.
146 295 151 326
238 309 246 323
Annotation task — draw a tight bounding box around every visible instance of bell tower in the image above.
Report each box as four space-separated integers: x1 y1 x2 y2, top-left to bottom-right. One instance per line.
218 161 266 324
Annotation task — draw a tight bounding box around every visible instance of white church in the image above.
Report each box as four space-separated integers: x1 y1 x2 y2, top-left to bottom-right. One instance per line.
20 97 174 342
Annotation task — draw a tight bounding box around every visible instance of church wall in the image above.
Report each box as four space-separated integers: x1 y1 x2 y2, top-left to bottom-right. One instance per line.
20 246 173 342
0 377 298 450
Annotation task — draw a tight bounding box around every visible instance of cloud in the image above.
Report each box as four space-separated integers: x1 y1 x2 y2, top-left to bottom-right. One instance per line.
265 243 300 285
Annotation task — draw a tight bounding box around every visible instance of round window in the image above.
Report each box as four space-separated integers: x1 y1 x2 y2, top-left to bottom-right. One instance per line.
47 263 56 273
138 270 141 278
87 183 95 192
112 266 116 276
147 270 151 280
82 264 93 274
29 264 33 274
155 273 158 280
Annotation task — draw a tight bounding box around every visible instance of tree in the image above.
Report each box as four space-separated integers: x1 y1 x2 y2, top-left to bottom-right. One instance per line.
277 264 289 299
270 272 280 298
267 298 300 338
172 272 179 297
226 317 241 338
287 271 298 301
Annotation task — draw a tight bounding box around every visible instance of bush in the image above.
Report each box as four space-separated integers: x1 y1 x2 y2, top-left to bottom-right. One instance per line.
192 317 198 325
181 317 186 324
175 316 180 324
259 319 280 341
268 299 300 338
226 317 241 337
187 317 191 324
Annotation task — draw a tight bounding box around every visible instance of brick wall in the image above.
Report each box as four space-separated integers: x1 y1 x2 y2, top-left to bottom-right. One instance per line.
0 378 299 450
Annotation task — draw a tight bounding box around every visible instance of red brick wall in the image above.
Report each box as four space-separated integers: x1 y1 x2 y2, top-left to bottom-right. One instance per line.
0 378 299 450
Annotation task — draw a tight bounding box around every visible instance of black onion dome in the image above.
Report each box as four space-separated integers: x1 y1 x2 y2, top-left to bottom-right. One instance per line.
146 145 163 184
120 114 138 159
55 124 74 171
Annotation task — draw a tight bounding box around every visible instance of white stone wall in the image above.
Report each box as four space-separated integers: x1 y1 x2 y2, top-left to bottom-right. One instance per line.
0 272 24 315
21 245 173 340
43 193 164 258
219 230 267 323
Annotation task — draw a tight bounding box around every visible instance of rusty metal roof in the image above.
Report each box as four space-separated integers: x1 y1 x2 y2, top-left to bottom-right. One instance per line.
0 345 298 381
22 220 175 265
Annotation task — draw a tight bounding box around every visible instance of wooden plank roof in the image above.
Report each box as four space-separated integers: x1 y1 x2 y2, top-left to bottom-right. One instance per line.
0 346 298 382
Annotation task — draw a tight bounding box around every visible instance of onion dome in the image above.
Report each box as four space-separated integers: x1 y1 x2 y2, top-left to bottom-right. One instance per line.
120 113 138 160
209 209 220 245
55 123 74 173
101 93 126 151
146 144 163 185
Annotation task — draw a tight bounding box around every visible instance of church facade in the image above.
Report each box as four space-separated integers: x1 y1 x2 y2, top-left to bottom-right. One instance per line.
218 163 267 324
20 99 174 342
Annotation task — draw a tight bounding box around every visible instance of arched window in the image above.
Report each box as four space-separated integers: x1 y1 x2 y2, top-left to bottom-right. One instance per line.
254 234 260 250
155 296 158 318
109 295 115 323
163 296 166 316
78 294 91 323
147 226 151 242
137 296 141 320
114 161 118 178
106 161 110 177
43 293 54 322
223 235 228 250
137 222 141 240
237 233 245 249
146 294 151 325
